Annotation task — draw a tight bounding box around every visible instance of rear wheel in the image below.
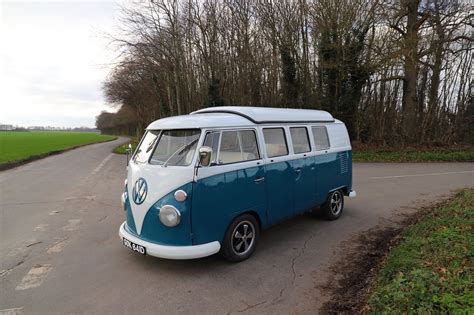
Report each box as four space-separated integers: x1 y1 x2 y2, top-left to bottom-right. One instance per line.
222 213 260 262
321 190 344 220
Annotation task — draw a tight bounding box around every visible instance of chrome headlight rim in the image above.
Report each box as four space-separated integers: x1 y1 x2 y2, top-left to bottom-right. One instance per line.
159 205 181 227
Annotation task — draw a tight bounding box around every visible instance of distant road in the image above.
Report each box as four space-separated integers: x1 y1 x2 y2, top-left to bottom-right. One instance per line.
0 138 472 314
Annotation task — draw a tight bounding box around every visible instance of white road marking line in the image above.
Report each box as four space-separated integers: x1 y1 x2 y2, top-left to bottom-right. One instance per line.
15 264 52 290
33 224 48 232
62 219 81 231
47 239 68 254
64 195 96 201
370 170 474 180
0 307 23 315
90 154 113 176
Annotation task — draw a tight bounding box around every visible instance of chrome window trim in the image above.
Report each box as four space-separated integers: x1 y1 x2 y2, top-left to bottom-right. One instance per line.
202 128 262 166
289 126 311 154
262 127 290 158
311 125 331 151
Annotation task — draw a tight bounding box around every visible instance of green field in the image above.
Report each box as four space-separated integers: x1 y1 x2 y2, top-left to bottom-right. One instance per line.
0 131 116 165
368 190 474 313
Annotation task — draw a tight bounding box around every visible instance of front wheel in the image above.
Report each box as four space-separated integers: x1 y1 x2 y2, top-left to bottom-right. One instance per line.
321 190 344 220
222 214 260 262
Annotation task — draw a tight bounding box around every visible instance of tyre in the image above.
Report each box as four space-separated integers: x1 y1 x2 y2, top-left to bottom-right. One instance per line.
321 190 344 220
222 213 260 262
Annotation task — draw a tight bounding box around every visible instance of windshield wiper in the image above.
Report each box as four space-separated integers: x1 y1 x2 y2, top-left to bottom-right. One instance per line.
161 138 199 167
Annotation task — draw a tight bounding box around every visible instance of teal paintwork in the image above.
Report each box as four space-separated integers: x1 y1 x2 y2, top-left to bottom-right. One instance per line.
264 161 294 225
191 165 267 245
124 150 352 247
139 183 193 245
291 156 316 213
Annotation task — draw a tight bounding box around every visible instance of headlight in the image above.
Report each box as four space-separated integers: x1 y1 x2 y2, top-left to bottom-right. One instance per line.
159 205 181 227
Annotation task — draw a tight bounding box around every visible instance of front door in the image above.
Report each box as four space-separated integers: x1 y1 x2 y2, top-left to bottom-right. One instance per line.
192 129 266 245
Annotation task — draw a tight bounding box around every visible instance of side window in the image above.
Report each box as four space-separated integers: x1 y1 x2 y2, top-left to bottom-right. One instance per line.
203 131 221 165
290 127 310 154
312 126 330 151
263 128 289 158
218 130 259 164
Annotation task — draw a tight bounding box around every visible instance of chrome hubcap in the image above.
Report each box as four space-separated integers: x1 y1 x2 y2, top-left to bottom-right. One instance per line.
232 220 255 255
330 192 342 215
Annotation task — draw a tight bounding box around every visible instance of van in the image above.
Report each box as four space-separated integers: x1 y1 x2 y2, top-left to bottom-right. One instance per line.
119 106 356 262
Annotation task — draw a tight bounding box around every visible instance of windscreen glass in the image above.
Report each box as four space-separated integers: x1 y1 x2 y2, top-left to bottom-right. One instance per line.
133 130 160 164
150 129 201 166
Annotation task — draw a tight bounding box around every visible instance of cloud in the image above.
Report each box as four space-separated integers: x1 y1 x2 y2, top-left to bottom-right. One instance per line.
0 1 122 127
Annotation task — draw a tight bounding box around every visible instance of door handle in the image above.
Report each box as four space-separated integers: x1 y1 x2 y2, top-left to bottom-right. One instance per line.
254 177 265 183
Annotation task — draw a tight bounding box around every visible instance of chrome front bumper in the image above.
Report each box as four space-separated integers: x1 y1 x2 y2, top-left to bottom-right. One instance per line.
119 222 221 260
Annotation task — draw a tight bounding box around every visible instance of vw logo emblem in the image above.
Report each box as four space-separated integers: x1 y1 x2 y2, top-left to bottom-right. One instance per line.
132 178 148 205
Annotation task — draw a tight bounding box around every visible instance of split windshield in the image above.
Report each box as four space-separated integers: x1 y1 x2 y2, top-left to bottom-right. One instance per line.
133 129 201 166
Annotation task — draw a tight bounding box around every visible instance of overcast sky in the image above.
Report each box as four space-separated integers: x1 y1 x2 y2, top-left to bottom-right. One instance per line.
0 0 123 128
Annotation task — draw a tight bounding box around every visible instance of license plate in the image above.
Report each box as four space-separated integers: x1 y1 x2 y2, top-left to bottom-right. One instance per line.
122 237 146 255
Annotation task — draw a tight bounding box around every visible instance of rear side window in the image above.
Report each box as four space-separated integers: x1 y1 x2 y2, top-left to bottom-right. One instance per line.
290 127 310 154
263 128 288 158
218 130 259 164
312 126 330 150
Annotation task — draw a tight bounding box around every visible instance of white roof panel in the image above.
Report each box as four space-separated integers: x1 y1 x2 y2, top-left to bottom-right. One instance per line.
191 106 334 123
147 106 335 130
147 113 252 130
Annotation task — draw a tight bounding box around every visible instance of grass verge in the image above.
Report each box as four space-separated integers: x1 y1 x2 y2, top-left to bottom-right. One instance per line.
367 190 473 313
0 131 116 170
353 149 474 162
113 138 138 154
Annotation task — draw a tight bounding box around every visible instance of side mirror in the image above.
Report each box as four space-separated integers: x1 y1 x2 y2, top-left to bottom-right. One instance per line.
198 146 212 167
126 143 133 166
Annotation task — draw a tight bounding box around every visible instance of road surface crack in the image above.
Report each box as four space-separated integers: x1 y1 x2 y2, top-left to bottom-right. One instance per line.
26 241 42 247
0 260 25 278
272 232 315 304
228 300 267 314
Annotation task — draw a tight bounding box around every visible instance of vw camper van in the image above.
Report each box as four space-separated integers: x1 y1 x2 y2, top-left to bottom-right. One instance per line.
119 106 356 262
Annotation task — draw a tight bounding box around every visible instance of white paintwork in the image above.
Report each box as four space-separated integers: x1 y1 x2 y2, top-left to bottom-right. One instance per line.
326 122 351 148
147 113 251 130
127 161 195 235
349 191 357 198
192 106 334 123
119 222 221 259
147 107 335 130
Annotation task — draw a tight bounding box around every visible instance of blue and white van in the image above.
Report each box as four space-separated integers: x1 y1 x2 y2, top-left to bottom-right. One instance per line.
119 106 356 262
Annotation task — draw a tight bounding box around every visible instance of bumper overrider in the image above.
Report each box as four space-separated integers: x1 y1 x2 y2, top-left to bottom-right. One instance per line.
119 222 221 259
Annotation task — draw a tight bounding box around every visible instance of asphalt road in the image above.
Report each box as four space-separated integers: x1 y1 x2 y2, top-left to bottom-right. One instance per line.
0 137 472 314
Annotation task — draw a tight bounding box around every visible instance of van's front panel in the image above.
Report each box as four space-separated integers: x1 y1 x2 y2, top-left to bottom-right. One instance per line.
139 183 193 245
126 163 194 237
119 129 222 259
